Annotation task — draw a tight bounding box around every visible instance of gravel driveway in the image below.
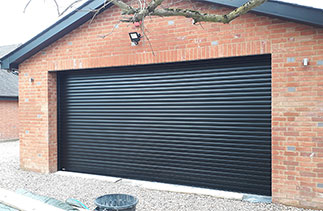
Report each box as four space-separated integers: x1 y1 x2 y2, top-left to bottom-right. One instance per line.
0 141 316 211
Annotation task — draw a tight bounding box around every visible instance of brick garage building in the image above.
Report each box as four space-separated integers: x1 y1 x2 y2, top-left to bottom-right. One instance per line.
0 45 19 140
1 0 322 209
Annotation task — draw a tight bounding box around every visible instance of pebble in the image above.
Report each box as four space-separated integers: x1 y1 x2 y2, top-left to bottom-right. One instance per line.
0 141 318 211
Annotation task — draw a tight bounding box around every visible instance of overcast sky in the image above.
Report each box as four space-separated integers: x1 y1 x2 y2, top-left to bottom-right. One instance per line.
0 0 322 46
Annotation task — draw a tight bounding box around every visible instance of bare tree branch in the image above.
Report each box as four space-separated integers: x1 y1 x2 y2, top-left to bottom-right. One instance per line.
141 24 156 56
121 0 266 24
90 0 114 24
134 0 166 21
59 0 84 16
112 0 137 14
23 0 33 13
24 0 267 25
24 0 83 16
150 8 225 23
224 0 267 22
52 0 61 15
98 23 120 38
114 0 167 22
137 0 143 10
147 0 166 12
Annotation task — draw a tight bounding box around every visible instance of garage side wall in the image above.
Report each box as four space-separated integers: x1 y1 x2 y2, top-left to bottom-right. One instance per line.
0 100 19 140
18 1 323 209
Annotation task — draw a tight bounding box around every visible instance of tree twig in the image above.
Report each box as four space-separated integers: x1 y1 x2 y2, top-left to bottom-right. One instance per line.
23 0 33 13
97 22 121 38
52 0 61 16
89 0 113 25
59 0 84 16
141 23 155 56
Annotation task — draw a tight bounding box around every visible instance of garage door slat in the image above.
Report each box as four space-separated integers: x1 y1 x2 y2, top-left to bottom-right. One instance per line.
66 66 270 82
65 83 272 96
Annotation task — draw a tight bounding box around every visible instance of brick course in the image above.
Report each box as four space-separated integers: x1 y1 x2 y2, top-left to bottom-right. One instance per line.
18 1 323 209
0 100 19 140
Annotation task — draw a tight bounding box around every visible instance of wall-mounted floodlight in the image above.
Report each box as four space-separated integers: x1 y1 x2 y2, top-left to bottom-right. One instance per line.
129 32 142 45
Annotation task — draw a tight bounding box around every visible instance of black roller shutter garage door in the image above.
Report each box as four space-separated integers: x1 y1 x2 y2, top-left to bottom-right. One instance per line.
58 54 271 196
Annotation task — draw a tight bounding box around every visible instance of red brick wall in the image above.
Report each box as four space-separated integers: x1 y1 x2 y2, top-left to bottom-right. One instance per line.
18 1 323 209
0 100 19 140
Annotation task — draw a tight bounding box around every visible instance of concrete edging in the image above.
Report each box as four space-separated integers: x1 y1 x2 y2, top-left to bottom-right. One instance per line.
55 171 271 203
0 139 19 143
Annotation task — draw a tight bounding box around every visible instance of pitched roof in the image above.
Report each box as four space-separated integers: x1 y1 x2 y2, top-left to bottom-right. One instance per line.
1 0 322 70
0 45 19 99
0 70 18 98
0 44 20 58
